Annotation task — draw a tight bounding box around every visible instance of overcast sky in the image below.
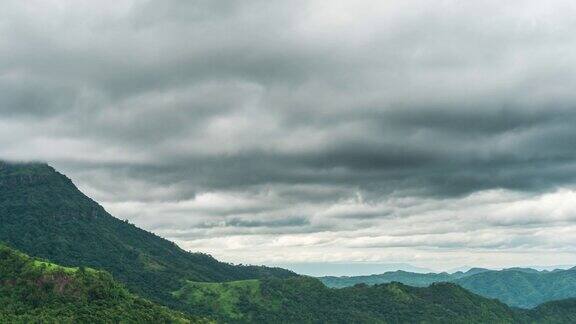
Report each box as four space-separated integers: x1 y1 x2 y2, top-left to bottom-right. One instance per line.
2 0 576 273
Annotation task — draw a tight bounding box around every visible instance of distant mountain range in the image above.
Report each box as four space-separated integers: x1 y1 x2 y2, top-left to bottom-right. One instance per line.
2 160 576 322
320 266 576 308
273 262 434 276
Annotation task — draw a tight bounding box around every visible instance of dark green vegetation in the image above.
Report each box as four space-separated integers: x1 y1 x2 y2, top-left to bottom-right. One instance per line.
176 276 576 323
0 161 294 312
321 267 576 309
175 276 519 323
456 268 576 308
0 244 203 323
527 298 576 323
2 242 575 324
3 161 576 323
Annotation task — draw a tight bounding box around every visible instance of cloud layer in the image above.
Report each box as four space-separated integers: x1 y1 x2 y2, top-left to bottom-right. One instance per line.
2 0 576 270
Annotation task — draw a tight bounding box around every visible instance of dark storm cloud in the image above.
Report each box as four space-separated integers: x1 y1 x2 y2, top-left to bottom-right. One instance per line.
3 0 576 267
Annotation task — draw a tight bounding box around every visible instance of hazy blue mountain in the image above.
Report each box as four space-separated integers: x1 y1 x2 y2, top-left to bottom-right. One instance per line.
321 270 457 288
320 267 490 288
274 262 434 276
320 266 576 309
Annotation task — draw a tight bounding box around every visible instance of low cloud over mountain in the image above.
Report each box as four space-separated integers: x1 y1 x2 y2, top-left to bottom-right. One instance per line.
2 0 576 269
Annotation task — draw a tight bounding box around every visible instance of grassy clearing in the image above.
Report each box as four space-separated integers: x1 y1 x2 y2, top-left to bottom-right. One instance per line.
174 280 261 319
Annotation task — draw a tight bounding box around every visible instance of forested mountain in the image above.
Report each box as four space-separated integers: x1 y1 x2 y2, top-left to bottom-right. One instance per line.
175 276 519 323
3 241 576 323
0 244 205 323
175 275 576 323
3 161 576 323
0 161 294 312
526 298 576 323
321 267 576 309
455 268 576 308
320 269 486 288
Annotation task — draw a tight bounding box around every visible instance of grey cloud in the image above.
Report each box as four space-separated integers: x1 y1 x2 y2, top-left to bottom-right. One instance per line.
2 0 576 268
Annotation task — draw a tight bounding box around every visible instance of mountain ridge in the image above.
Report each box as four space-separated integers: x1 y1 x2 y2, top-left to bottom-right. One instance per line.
0 160 295 313
320 266 576 308
3 160 576 322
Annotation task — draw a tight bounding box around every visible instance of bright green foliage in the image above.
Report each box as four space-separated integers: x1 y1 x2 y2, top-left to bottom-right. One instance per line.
0 161 294 312
174 280 262 320
0 245 207 323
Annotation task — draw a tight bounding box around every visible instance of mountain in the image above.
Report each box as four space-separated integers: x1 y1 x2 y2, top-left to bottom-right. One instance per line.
4 161 576 323
274 262 434 276
175 275 576 323
455 267 576 308
526 298 576 323
0 161 294 311
0 244 204 323
320 267 576 309
3 242 576 324
319 268 489 289
175 276 520 323
321 270 456 288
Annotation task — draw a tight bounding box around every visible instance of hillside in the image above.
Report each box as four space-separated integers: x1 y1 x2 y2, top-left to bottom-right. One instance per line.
455 268 576 308
320 267 576 309
4 161 576 323
0 244 204 323
175 276 521 323
3 242 575 323
320 270 473 288
0 161 294 311
526 298 576 323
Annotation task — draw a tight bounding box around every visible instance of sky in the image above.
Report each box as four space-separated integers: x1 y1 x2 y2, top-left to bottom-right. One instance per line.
2 0 576 274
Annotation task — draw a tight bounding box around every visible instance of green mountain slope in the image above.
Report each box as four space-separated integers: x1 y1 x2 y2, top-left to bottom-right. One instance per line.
455 268 576 308
4 161 576 323
3 242 575 324
0 161 294 311
320 267 576 309
525 298 576 323
175 276 522 323
0 244 206 323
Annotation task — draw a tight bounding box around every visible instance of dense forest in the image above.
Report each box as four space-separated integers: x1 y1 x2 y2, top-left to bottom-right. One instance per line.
175 276 518 323
321 267 576 308
2 161 576 323
0 244 206 323
3 240 576 323
175 275 576 323
455 267 576 308
0 161 293 312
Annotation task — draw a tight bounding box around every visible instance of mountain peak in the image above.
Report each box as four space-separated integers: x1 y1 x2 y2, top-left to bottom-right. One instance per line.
0 160 55 176
0 161 295 313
